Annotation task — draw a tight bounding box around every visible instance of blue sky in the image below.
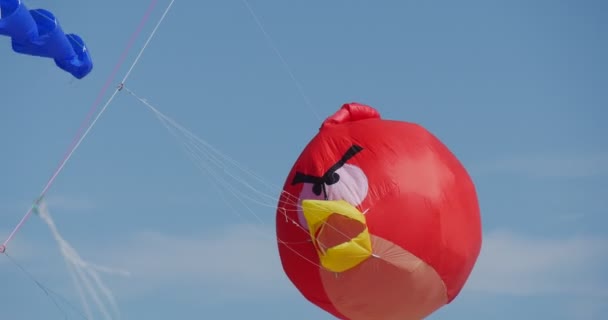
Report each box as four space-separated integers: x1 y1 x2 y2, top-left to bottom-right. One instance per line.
1 0 606 319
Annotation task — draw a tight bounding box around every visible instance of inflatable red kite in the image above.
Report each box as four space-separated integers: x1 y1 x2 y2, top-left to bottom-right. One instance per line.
275 103 482 320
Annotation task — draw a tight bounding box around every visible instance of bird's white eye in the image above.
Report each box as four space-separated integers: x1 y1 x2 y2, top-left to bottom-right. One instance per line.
295 164 369 230
325 164 369 206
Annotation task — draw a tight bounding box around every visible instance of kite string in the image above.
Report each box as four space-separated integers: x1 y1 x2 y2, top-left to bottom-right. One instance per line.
0 0 167 253
4 252 89 320
121 0 176 83
123 87 363 270
240 0 321 121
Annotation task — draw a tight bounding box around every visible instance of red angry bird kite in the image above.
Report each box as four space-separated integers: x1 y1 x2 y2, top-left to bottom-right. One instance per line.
275 103 482 320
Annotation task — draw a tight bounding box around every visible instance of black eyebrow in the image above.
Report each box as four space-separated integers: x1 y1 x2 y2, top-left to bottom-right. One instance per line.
291 144 363 186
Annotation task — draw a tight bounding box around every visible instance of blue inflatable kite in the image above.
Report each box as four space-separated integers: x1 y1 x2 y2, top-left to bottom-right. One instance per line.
0 0 92 79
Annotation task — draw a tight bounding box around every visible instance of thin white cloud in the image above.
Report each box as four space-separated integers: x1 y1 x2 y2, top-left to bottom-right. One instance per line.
1 222 293 317
0 194 95 267
97 224 291 299
473 152 608 178
1 194 95 222
1 193 291 302
0 232 38 265
466 229 608 297
42 195 96 212
13 206 606 316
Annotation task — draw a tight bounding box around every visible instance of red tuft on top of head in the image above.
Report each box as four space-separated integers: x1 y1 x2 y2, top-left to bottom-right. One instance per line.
321 102 381 129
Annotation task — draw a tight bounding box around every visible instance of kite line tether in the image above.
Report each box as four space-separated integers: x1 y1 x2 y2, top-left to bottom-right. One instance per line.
0 0 176 254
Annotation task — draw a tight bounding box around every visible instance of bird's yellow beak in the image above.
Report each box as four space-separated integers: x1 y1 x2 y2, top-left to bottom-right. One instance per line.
301 199 373 273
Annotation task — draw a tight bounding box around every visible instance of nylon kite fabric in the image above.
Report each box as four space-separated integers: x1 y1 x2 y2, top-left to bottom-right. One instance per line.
0 0 93 78
276 102 482 320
